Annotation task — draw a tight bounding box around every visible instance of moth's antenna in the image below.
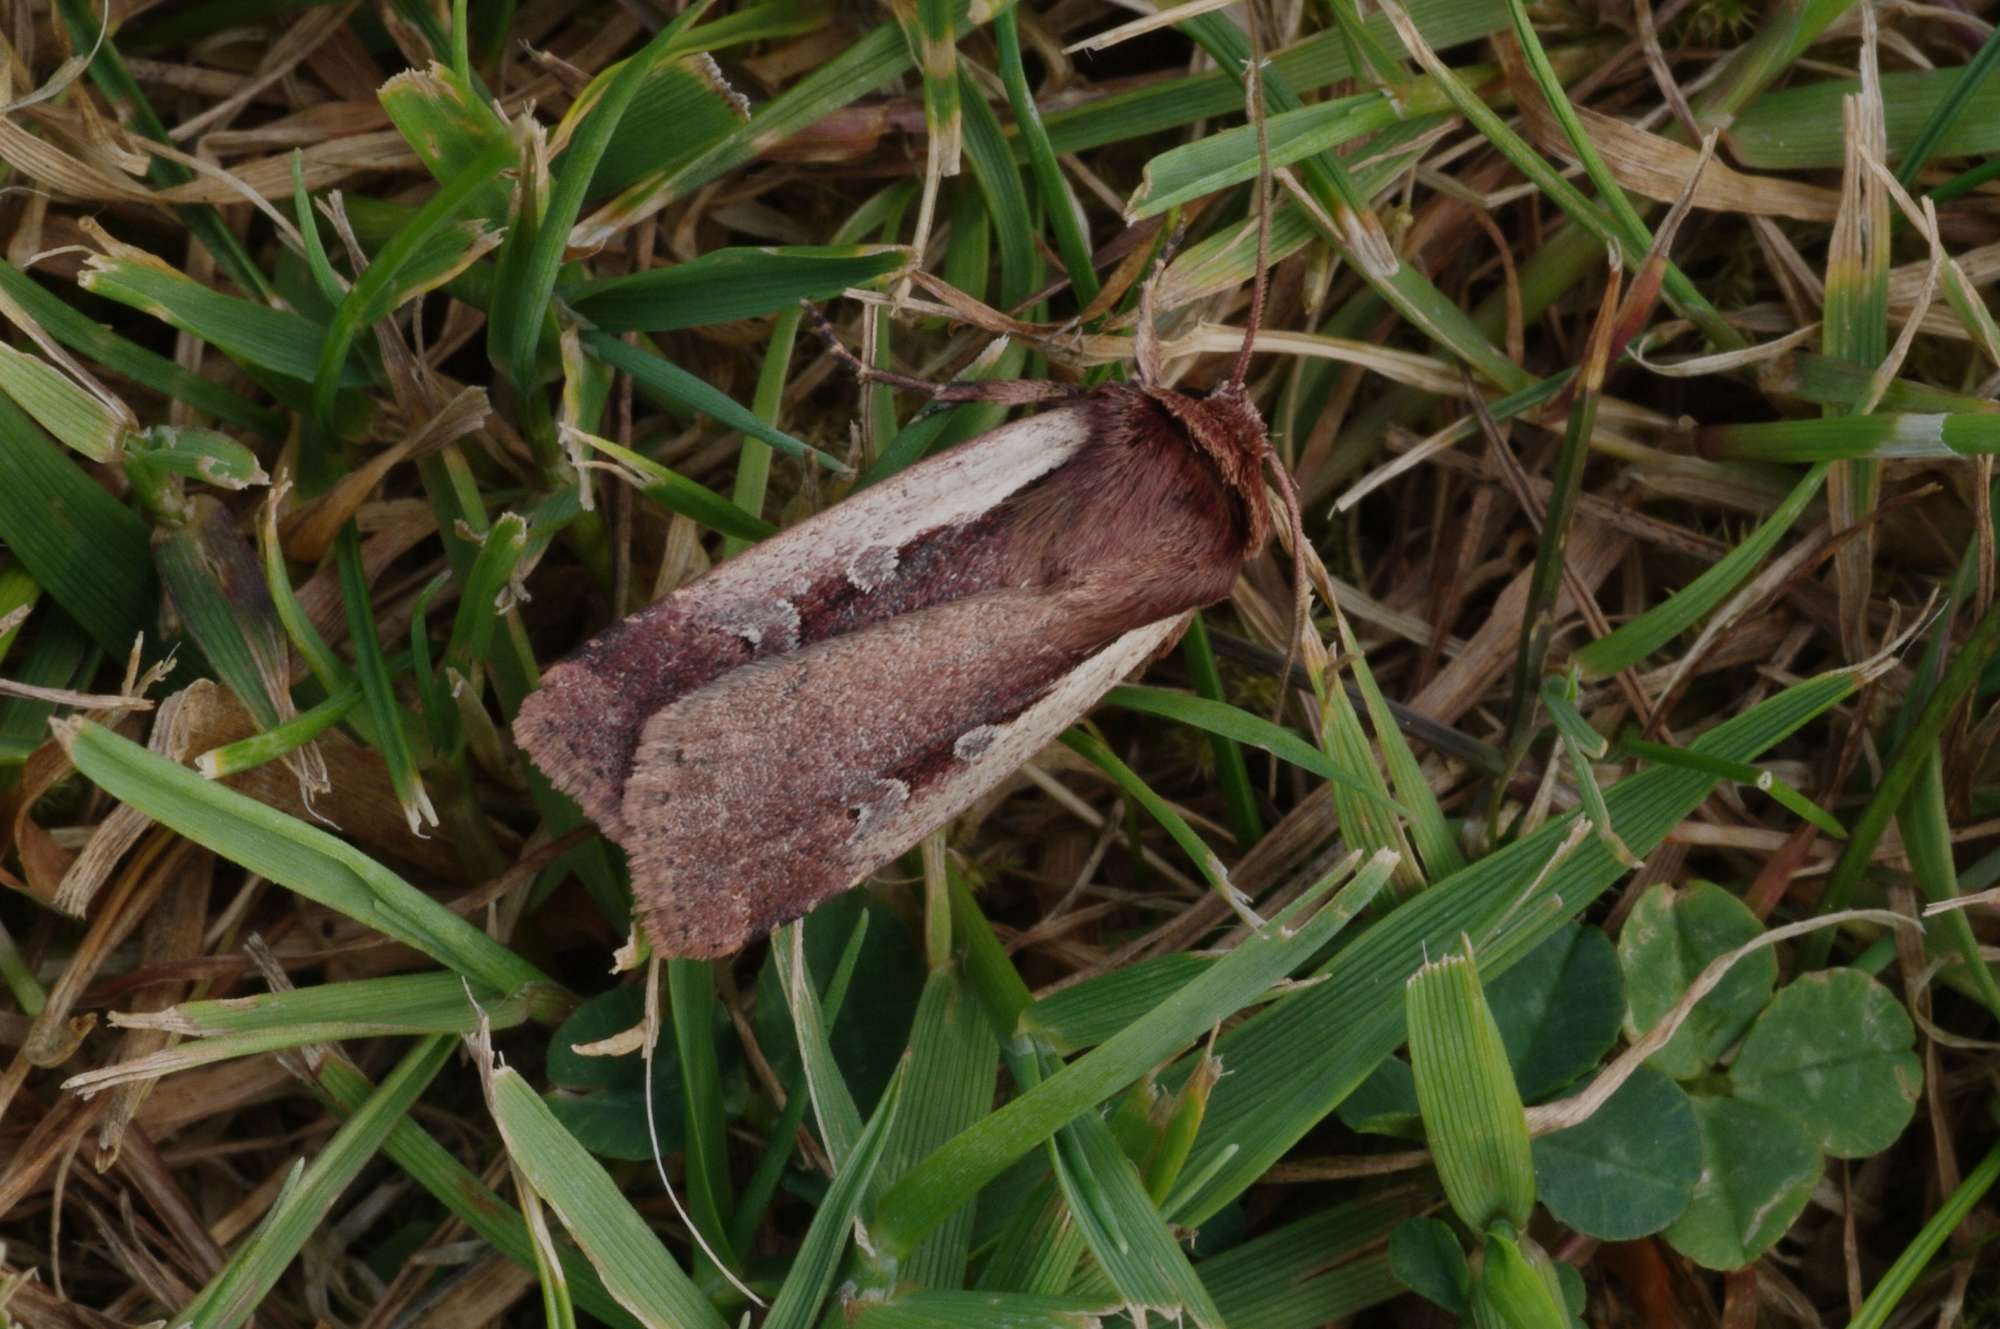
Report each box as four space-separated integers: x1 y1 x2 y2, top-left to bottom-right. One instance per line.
1229 0 1274 389
1225 0 1309 711
803 300 1083 406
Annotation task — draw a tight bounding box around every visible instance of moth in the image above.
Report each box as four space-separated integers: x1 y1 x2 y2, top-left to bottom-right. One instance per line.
516 60 1304 959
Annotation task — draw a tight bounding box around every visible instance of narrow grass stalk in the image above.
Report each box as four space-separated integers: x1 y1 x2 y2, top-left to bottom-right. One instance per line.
196 685 362 779
995 9 1099 308
725 307 801 557
1181 613 1263 847
178 1037 454 1329
1849 1134 2000 1329
335 524 435 833
1503 254 1622 758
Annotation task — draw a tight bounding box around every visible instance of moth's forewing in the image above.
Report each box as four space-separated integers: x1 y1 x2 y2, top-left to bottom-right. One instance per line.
619 590 1185 957
513 406 1100 842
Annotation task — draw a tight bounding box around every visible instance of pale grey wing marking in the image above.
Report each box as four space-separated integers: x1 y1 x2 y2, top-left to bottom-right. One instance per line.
670 405 1094 616
514 407 1096 839
833 614 1185 883
616 594 1179 958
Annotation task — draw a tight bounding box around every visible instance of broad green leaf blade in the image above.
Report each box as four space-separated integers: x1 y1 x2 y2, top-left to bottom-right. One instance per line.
878 968 999 1287
153 499 288 731
1047 1105 1223 1327
1201 1200 1411 1326
1662 1096 1820 1270
80 249 365 386
574 24 910 251
1020 954 1215 1054
1728 969 1922 1157
378 61 514 220
0 260 279 434
1531 1066 1699 1239
1729 63 2000 170
490 16 702 390
141 971 546 1037
585 53 751 198
1618 881 1775 1079
0 394 153 656
1407 947 1535 1230
1130 92 1407 216
0 342 127 461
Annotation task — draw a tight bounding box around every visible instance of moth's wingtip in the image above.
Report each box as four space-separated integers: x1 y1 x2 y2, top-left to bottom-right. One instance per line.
511 673 635 842
628 875 756 961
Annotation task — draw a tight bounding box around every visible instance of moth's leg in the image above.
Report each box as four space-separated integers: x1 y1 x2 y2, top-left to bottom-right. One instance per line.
804 302 1086 406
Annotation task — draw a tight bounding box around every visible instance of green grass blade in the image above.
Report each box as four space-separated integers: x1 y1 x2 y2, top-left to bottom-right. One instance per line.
773 920 866 1167
763 1059 908 1329
1334 606 1463 878
336 525 434 832
59 719 549 995
584 331 847 473
1102 684 1404 812
1850 1137 2000 1329
569 246 906 332
1731 64 2000 171
563 427 777 542
489 19 699 390
878 968 999 1287
1058 728 1252 912
0 263 277 435
1170 667 1861 1225
1575 462 1829 678
177 1037 453 1329
668 960 739 1270
1805 600 2000 964
575 24 911 251
312 137 511 424
995 9 1097 308
869 854 1393 1259
486 1058 731 1329
80 250 366 387
1181 614 1263 848
0 394 153 657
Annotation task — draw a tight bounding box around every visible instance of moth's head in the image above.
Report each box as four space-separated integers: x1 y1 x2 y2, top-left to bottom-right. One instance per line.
1150 380 1273 554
